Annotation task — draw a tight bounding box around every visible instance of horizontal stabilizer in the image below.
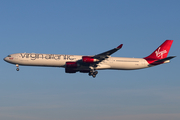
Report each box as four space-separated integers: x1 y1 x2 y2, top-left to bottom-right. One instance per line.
150 56 176 65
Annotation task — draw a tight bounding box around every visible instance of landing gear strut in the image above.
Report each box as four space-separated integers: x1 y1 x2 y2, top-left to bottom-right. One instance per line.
89 70 98 78
16 64 19 71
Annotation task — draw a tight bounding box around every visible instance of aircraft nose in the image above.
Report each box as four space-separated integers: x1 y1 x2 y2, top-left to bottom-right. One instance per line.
3 57 7 61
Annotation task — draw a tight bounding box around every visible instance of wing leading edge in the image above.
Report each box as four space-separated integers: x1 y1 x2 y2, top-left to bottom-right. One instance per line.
93 44 123 61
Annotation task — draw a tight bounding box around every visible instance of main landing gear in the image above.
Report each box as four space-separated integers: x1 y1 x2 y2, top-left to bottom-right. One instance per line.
16 64 19 71
89 70 98 78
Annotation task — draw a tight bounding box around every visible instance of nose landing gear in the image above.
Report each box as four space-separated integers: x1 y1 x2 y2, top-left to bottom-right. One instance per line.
16 64 19 71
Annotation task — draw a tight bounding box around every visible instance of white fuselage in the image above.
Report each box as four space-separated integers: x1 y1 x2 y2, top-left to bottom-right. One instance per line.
4 53 151 70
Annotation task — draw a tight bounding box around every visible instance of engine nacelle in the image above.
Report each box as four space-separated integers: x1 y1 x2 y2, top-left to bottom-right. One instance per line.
65 68 77 73
66 62 78 68
65 62 78 73
82 56 99 63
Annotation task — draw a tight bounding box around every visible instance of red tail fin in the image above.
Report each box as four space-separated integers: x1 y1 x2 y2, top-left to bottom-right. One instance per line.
144 40 173 63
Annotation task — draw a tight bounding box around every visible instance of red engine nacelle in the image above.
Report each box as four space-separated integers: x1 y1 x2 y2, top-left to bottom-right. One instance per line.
65 62 78 73
66 62 78 68
82 56 99 63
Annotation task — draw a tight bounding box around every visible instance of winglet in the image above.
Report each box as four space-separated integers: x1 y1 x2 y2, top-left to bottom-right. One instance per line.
117 44 123 49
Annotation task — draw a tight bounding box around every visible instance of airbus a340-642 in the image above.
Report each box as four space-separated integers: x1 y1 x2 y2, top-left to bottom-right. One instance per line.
4 40 176 78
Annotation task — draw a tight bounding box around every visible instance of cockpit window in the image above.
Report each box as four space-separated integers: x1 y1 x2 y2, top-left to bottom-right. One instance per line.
7 55 11 57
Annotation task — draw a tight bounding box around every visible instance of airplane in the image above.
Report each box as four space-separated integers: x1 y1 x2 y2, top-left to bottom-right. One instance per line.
4 40 176 78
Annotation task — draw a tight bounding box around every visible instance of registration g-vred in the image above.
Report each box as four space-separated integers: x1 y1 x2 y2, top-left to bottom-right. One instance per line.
4 40 176 78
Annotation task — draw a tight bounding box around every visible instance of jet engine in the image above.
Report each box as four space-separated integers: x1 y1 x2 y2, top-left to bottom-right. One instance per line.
65 62 78 73
82 56 99 63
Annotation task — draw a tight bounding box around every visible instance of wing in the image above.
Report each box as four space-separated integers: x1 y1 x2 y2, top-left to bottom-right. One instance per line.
92 44 123 61
76 44 123 68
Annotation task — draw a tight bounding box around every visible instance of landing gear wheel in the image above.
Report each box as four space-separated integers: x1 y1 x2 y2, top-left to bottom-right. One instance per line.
16 64 19 71
88 68 98 78
94 71 98 75
92 74 96 78
89 70 93 76
92 71 98 78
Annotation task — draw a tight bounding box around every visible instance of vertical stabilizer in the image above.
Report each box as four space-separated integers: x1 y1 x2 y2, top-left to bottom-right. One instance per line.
144 40 173 64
